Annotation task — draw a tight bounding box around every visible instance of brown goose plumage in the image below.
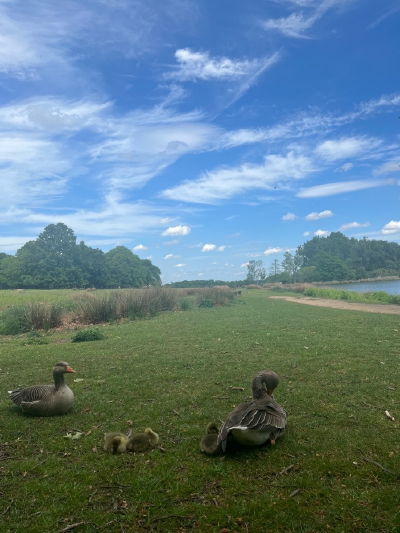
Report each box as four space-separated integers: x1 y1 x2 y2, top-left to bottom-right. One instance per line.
8 361 76 416
217 370 287 452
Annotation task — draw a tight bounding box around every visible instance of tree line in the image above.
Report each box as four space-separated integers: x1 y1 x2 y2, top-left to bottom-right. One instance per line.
0 223 161 289
247 232 400 284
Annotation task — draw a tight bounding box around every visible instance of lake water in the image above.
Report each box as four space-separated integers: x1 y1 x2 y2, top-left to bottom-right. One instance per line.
322 279 400 295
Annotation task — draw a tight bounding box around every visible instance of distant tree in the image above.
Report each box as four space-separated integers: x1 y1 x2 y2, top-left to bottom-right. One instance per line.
16 224 84 288
246 260 266 284
281 252 295 281
269 259 281 277
141 259 162 286
104 246 147 288
75 242 107 288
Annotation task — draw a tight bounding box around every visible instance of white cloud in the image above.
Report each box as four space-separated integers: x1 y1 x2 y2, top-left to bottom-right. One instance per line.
374 161 400 175
305 210 333 221
315 136 381 161
382 221 400 234
339 221 370 231
202 244 216 252
161 151 314 204
133 244 147 251
315 230 329 237
264 247 284 255
164 253 180 259
335 162 353 172
218 246 226 252
161 225 191 237
297 179 391 198
175 263 185 267
165 48 279 82
263 13 316 38
282 212 297 221
303 231 310 236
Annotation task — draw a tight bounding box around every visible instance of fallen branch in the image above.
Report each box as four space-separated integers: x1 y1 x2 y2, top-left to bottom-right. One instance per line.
363 457 399 477
278 464 295 476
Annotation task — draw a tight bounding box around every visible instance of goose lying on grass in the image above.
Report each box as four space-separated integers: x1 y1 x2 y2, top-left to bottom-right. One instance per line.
200 422 221 455
8 362 76 416
104 432 129 454
126 428 159 452
217 370 287 452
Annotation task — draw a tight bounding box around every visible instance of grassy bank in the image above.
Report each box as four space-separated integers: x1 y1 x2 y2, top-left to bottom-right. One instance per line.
1 289 399 532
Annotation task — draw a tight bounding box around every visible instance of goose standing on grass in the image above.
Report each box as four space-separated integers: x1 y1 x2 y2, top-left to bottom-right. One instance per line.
200 422 222 456
217 370 287 452
8 361 76 416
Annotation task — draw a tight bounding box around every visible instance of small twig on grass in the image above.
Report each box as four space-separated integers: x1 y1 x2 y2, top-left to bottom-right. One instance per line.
173 409 180 416
357 448 399 477
228 386 245 391
363 458 398 477
290 489 300 498
278 464 295 476
385 410 395 421
152 514 195 523
0 500 14 517
58 522 88 533
31 458 49 470
212 396 229 400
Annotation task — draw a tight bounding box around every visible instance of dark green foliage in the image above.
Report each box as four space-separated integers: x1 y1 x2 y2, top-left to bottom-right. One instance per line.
296 232 400 282
71 327 105 342
198 297 214 308
0 223 162 290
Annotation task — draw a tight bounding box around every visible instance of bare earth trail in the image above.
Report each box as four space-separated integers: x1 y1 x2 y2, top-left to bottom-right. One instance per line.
269 296 400 315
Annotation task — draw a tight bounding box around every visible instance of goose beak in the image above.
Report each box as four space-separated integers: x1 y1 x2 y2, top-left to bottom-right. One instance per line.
66 366 76 373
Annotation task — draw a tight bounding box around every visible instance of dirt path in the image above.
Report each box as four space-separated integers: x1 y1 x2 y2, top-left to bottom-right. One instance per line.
269 296 400 315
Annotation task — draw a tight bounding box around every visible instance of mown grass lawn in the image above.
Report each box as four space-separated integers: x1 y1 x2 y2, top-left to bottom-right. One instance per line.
1 289 400 532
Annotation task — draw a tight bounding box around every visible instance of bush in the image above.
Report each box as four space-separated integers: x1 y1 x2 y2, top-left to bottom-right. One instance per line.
178 298 193 311
0 302 64 335
71 327 105 343
198 298 214 308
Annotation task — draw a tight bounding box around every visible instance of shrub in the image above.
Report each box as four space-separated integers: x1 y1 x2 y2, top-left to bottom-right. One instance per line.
0 302 64 335
178 298 193 311
71 327 105 343
198 298 214 308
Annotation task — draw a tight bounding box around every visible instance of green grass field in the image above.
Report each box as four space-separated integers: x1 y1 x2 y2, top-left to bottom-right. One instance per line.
1 289 400 532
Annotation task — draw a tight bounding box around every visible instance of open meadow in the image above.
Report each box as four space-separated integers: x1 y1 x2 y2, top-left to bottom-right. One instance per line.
1 289 400 532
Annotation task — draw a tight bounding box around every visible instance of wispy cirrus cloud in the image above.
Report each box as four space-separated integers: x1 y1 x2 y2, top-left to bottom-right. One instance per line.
161 151 314 204
164 48 280 82
297 179 394 198
263 0 356 38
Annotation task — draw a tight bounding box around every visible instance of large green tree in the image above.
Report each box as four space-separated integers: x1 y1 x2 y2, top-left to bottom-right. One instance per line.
104 246 147 288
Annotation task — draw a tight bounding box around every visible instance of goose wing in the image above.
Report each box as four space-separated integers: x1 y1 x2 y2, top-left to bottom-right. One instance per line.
218 398 287 452
9 384 54 406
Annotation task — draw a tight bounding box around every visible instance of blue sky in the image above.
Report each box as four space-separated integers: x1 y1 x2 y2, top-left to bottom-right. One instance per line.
0 0 399 283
